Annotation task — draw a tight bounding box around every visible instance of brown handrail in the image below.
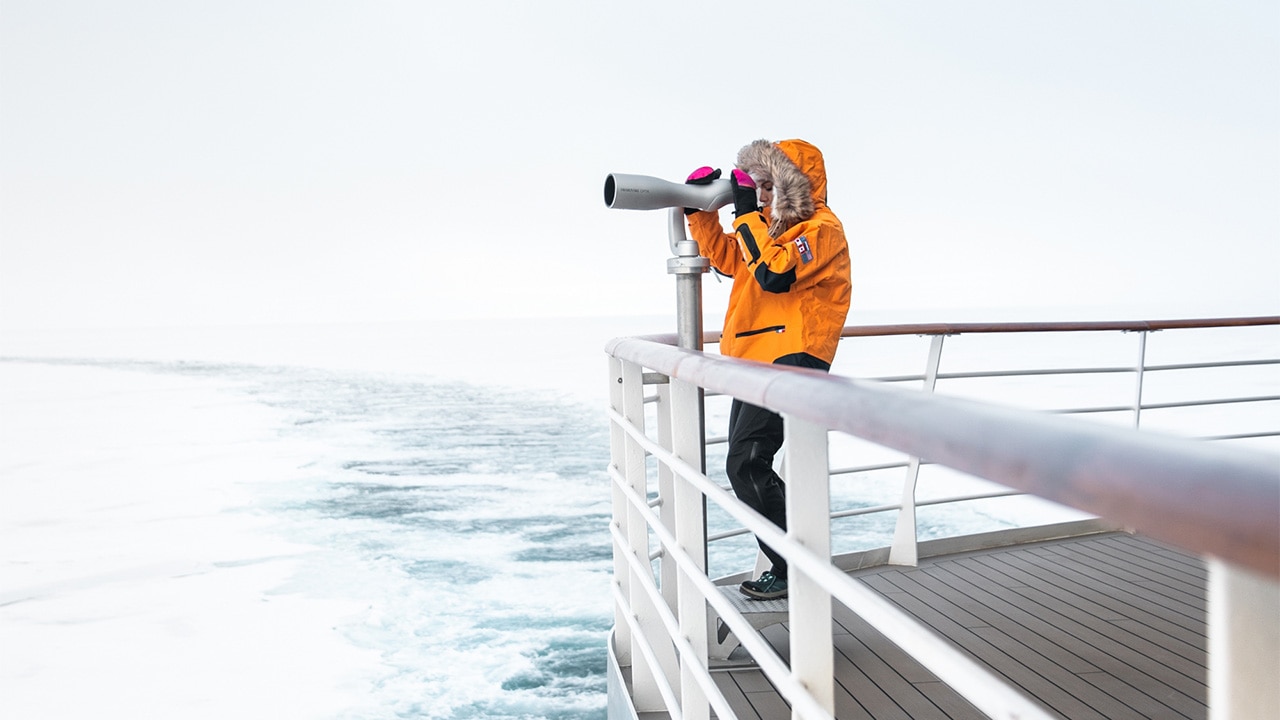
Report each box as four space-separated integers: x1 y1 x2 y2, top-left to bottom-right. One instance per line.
837 315 1280 338
684 315 1279 344
605 331 1280 579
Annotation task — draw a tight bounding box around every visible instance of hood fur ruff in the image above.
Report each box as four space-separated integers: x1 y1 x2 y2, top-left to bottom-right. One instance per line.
735 139 824 236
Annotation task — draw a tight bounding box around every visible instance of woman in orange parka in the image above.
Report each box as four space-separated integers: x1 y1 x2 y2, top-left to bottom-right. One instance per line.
685 138 851 600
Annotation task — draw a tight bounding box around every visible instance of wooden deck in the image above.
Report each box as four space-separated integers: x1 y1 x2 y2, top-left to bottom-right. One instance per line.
711 531 1208 720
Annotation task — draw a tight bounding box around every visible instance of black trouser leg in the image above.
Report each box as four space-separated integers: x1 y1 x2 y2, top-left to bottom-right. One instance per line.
725 398 788 579
723 353 832 580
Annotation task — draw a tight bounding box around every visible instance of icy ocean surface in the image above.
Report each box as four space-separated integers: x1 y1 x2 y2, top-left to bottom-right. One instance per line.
2 315 1276 719
1 316 672 719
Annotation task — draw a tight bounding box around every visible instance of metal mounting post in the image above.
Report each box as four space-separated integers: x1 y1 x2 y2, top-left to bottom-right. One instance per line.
666 209 709 352
665 208 710 569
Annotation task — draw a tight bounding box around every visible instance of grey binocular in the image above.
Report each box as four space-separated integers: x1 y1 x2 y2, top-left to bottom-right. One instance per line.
603 173 734 212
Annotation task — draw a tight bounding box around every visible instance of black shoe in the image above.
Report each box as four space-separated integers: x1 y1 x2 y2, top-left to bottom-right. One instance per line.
739 571 788 600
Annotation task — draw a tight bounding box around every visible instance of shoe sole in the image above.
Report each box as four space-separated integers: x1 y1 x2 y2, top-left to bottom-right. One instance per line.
739 586 788 601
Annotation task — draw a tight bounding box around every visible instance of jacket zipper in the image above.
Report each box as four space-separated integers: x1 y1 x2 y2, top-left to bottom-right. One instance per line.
735 325 786 338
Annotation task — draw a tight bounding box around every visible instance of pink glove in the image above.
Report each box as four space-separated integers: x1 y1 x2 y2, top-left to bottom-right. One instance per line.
684 167 722 215
691 165 721 181
730 169 758 217
686 166 722 184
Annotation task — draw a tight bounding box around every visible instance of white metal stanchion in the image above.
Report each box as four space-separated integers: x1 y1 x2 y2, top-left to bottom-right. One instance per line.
785 416 835 720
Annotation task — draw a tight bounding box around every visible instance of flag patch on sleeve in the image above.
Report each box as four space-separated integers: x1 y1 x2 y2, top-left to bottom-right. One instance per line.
795 236 814 264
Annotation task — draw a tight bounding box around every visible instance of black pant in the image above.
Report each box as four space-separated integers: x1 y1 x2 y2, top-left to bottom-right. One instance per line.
725 353 830 579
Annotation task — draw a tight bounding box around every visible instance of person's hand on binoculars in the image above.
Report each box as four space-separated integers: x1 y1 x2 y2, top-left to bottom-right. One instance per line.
731 169 759 218
684 167 721 215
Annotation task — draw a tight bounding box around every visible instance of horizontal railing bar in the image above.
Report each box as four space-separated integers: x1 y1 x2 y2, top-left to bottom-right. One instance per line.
871 358 1279 386
829 501 899 521
1055 406 1133 415
939 366 1135 380
1198 431 1280 442
709 500 901 543
921 488 1025 506
867 394 1280 420
1141 395 1280 411
1144 358 1280 372
605 334 1280 579
1054 397 1280 417
834 489 1025 521
866 374 928 384
709 489 1027 542
706 527 751 543
830 460 912 476
872 368 1133 384
872 369 1136 384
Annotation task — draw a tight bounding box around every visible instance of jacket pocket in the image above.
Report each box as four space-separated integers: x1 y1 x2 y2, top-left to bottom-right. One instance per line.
735 325 786 338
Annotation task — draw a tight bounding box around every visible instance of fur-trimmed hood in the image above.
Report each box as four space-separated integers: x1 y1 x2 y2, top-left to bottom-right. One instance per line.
735 138 829 236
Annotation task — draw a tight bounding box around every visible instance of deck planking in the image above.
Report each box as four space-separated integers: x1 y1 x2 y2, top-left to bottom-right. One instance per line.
711 531 1207 719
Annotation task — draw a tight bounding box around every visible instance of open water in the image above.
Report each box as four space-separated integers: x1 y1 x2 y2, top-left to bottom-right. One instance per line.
1 316 657 719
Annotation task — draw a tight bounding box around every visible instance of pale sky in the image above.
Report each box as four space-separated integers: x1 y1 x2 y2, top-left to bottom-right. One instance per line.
2 1 1277 331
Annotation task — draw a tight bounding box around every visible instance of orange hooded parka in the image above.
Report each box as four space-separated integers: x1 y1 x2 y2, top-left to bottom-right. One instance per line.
688 139 852 365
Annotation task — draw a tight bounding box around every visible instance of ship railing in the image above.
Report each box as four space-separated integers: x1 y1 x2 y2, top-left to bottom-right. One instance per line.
604 317 1278 720
710 317 1280 567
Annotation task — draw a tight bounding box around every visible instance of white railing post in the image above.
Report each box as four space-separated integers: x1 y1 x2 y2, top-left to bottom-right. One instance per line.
619 359 675 712
655 382 679 613
671 376 710 720
607 356 633 667
889 334 946 566
1132 330 1148 428
1208 560 1280 719
784 415 834 720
